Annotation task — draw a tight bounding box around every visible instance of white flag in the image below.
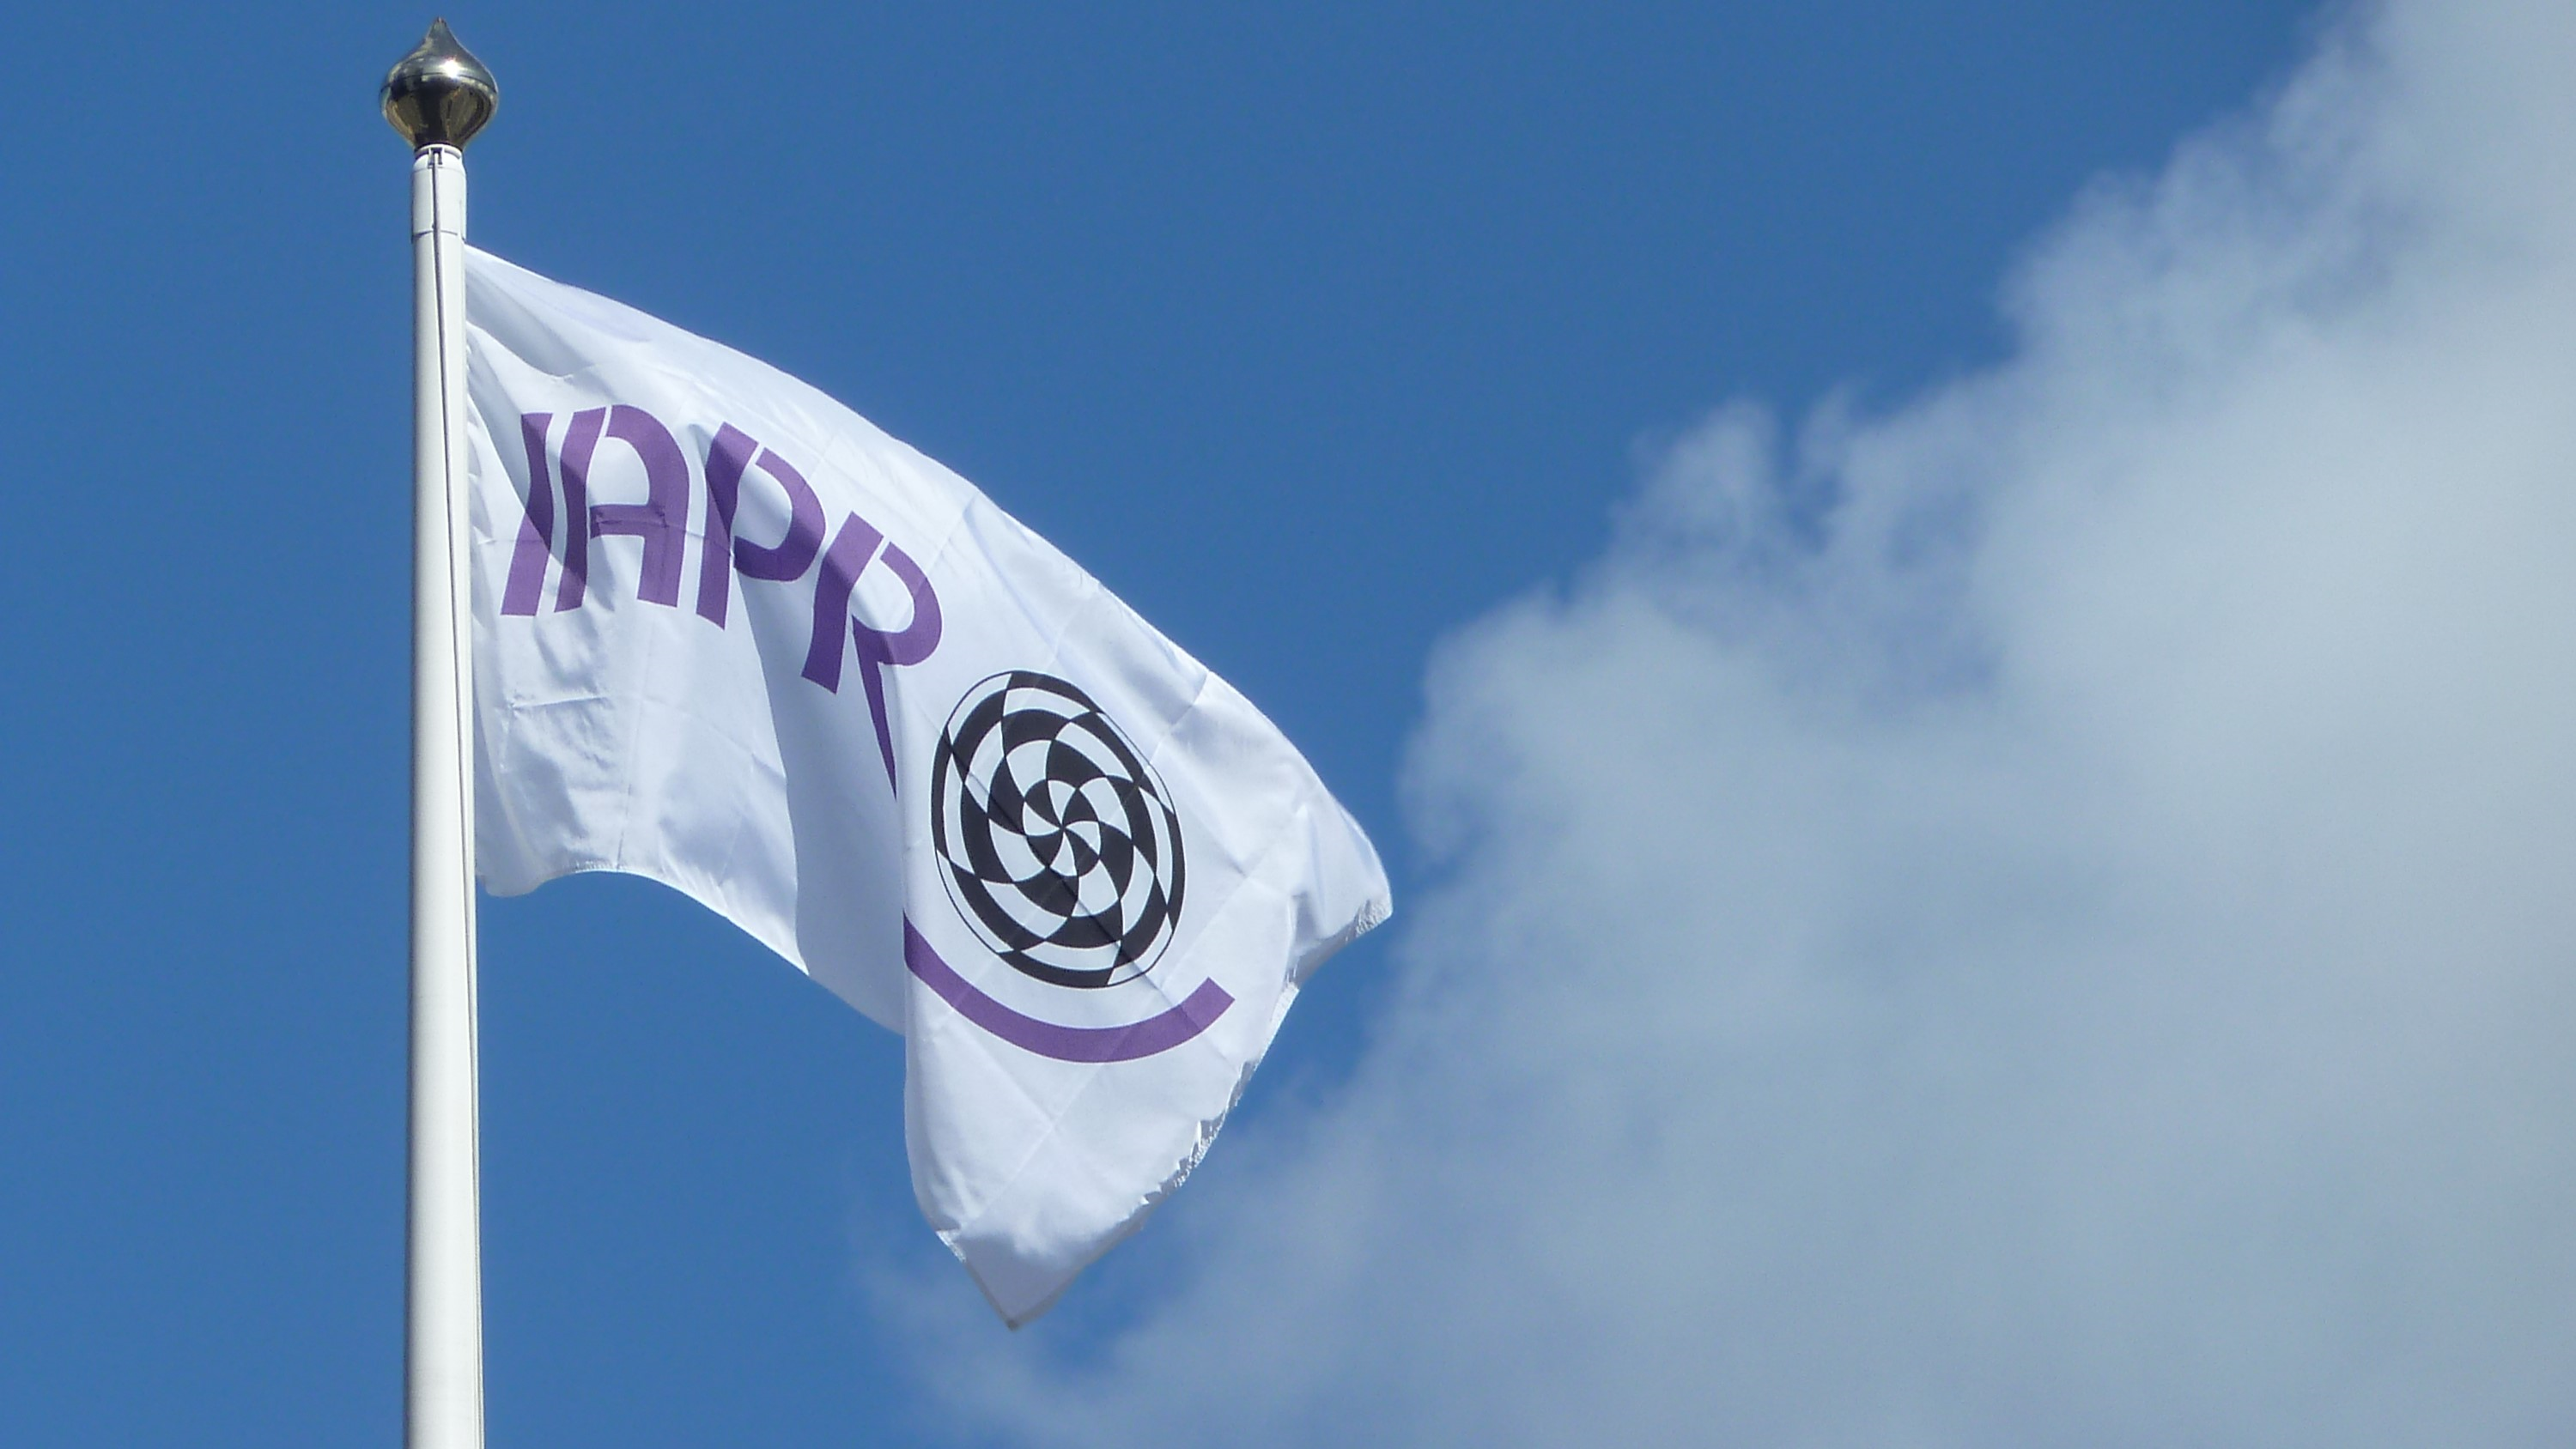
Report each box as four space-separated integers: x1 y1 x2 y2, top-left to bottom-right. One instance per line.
460 247 1390 1325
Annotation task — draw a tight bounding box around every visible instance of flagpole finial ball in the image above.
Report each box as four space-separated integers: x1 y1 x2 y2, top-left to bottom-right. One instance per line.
382 19 497 150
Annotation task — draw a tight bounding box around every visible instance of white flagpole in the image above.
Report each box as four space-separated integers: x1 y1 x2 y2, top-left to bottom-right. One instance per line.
383 22 498 1449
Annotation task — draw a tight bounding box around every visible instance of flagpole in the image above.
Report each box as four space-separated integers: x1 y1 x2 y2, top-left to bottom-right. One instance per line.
383 22 498 1449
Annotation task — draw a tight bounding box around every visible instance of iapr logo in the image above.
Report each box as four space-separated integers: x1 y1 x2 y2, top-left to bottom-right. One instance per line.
498 407 939 786
501 405 1227 1063
905 669 1228 1064
929 671 1187 991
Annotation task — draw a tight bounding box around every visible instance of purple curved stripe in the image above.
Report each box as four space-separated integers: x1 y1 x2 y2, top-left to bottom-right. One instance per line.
903 921 1232 1063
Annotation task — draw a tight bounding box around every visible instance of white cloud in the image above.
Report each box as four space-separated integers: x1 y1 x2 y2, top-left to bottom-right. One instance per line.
910 1 2576 1441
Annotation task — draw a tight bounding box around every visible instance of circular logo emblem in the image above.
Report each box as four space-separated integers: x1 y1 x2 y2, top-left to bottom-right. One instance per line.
930 671 1187 989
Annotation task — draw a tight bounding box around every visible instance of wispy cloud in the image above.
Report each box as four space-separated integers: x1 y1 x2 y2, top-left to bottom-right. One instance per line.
914 2 2576 1440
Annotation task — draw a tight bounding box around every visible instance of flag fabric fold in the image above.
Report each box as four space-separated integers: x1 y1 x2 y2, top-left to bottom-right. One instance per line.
459 246 1390 1325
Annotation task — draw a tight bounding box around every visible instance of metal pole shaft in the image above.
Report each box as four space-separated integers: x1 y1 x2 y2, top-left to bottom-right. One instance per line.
406 140 484 1449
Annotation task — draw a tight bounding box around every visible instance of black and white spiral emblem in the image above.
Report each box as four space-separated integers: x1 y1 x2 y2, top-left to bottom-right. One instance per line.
930 671 1187 990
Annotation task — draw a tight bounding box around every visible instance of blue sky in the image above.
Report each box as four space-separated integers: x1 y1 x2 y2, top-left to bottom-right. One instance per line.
18 2 2576 1446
